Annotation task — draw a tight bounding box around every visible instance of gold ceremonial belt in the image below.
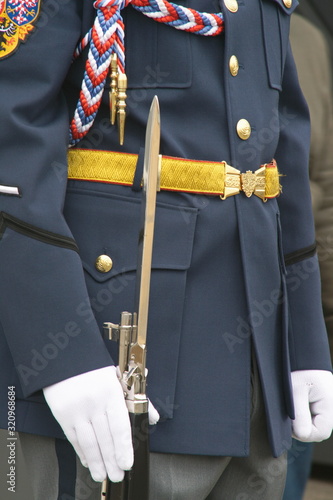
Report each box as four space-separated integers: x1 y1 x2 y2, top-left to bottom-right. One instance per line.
67 149 281 201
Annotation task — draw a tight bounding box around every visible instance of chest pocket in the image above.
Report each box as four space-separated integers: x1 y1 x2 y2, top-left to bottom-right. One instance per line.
124 1 192 89
261 0 299 91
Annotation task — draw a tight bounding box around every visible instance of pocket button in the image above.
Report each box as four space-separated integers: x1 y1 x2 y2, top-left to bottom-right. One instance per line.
95 255 113 273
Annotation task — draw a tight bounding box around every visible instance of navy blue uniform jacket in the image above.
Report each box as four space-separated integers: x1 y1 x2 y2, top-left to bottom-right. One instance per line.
0 0 332 458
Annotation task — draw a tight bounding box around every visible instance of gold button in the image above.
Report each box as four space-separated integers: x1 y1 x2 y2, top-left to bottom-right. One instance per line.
236 119 251 140
95 255 113 273
229 55 239 76
224 0 238 13
283 0 292 7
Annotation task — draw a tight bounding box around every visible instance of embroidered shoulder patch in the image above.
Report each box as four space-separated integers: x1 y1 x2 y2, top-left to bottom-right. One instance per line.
0 0 41 59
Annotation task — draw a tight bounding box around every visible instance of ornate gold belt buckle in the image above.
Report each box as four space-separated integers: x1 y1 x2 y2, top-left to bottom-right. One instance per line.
220 163 267 201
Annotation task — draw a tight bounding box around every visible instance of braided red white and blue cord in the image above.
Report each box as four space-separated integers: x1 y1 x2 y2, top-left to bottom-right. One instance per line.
69 0 224 146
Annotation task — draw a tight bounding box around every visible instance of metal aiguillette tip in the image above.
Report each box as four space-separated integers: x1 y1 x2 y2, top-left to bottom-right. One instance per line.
117 72 127 146
109 53 118 125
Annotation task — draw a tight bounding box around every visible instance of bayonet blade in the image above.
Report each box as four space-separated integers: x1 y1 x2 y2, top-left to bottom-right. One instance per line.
124 96 160 382
134 96 160 350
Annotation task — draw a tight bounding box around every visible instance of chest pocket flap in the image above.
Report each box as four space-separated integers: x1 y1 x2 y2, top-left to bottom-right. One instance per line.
261 0 299 90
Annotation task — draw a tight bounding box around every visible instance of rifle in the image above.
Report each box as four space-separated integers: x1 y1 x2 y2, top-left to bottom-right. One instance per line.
101 96 161 500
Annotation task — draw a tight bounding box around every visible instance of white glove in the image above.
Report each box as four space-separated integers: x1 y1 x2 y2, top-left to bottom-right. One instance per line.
148 398 160 425
43 366 134 482
291 369 333 442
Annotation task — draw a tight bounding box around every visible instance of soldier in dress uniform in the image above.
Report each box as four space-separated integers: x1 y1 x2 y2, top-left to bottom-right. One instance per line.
0 0 333 499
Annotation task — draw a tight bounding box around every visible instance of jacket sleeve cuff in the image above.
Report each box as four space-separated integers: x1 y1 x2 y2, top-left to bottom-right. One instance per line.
286 253 332 372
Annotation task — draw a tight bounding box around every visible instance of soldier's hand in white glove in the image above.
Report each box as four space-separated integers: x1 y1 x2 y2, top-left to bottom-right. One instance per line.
43 366 134 482
291 370 333 442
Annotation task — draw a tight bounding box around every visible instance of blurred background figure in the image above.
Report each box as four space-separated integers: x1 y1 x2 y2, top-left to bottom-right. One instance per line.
283 11 333 500
297 0 333 69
